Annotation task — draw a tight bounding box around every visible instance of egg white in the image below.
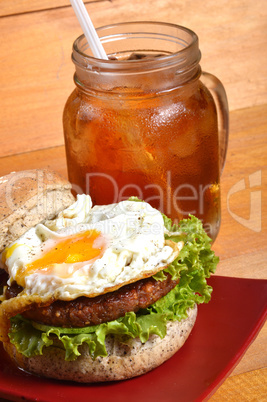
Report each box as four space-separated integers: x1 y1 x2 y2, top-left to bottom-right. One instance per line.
1 195 182 300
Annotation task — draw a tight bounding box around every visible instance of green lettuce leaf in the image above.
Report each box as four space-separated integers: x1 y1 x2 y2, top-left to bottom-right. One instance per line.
9 312 168 361
8 214 218 361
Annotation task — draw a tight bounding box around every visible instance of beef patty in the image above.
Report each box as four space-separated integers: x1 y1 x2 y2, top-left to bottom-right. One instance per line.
5 273 178 327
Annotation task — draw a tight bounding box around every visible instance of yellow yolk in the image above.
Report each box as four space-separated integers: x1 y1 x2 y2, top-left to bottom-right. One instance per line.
24 229 105 277
1 243 23 265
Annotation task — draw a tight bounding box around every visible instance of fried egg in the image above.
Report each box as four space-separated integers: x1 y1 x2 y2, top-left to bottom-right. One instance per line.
1 196 182 300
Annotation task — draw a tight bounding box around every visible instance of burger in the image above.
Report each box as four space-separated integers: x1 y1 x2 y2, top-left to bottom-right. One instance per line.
0 169 218 382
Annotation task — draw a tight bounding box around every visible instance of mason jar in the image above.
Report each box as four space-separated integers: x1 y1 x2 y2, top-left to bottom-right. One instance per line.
63 22 229 241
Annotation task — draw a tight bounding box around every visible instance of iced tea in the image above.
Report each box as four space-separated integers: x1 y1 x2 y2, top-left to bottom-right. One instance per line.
63 23 228 241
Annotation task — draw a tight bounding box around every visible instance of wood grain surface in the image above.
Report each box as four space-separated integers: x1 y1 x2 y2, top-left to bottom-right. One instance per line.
0 0 105 17
0 0 266 400
0 0 266 157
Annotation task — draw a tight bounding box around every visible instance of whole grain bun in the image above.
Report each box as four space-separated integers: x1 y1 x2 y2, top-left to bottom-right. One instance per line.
3 306 197 382
0 169 75 254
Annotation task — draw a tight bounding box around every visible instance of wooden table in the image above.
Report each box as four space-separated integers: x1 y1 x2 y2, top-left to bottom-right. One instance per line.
0 1 266 400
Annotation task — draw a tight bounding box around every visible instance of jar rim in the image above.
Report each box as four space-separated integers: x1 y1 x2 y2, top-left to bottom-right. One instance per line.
72 21 200 73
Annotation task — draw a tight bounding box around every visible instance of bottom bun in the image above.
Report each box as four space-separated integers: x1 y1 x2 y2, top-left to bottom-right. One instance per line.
4 306 197 383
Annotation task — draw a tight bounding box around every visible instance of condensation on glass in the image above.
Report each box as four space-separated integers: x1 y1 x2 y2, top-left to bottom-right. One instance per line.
63 22 229 241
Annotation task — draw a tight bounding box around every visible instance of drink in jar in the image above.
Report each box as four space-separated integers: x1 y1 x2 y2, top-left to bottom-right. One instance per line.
63 22 228 241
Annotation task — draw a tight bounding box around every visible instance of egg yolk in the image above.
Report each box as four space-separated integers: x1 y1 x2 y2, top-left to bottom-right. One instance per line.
25 229 105 274
1 243 22 264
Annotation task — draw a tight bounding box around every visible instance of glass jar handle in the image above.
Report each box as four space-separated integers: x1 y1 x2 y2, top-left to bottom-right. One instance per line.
201 72 229 174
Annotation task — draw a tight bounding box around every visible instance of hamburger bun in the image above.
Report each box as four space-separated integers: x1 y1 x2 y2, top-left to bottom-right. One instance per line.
3 306 197 382
0 169 218 383
0 169 75 254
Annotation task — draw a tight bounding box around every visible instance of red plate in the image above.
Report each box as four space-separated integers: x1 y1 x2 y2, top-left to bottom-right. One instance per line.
0 276 266 402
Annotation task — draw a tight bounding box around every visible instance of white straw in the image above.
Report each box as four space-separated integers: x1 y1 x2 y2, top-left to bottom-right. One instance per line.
70 0 108 60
